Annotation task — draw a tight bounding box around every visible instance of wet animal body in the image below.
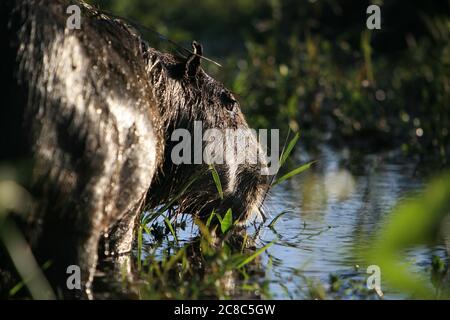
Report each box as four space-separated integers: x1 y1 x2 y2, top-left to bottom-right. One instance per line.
0 0 269 298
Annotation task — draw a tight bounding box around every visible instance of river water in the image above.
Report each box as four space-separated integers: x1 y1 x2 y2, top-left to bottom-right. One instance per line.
141 144 449 299
258 144 448 299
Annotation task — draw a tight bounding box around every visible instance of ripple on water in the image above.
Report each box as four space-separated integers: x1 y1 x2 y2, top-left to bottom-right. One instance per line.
261 145 446 299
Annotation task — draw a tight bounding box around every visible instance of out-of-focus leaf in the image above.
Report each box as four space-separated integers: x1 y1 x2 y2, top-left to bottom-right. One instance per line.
364 172 450 299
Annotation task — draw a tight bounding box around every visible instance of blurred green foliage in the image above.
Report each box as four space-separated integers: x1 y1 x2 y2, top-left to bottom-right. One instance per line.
89 0 449 164
364 172 450 299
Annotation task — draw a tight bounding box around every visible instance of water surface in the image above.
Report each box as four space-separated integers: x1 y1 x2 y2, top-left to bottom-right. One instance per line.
259 145 448 299
142 145 449 299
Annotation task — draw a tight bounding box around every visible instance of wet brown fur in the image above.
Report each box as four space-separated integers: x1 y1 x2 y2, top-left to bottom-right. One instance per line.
0 0 269 298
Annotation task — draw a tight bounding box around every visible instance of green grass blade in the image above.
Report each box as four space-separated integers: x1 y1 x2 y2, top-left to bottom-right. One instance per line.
273 161 315 186
206 210 215 228
137 225 143 271
237 241 274 269
8 260 52 297
209 165 224 200
220 209 233 234
268 211 289 228
163 247 186 273
279 128 291 164
241 233 248 253
215 212 223 224
9 281 25 297
279 132 300 167
142 225 153 237
164 216 178 244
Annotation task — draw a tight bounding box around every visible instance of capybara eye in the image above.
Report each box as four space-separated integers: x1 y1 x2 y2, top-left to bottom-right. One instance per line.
220 91 237 111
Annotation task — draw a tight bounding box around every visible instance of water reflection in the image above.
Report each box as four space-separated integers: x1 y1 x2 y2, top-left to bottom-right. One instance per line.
137 145 448 299
324 170 356 201
261 145 447 299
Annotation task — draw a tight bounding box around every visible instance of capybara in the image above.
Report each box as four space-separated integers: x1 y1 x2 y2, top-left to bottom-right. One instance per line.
0 0 270 298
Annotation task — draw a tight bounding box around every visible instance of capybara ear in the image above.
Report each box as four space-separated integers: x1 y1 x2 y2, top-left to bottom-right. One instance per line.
185 41 203 78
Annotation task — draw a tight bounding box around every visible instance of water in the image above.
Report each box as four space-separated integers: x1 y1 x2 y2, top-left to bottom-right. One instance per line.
259 145 448 299
141 145 449 299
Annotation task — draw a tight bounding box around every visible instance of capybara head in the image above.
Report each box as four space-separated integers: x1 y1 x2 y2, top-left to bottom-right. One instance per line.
144 42 272 223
